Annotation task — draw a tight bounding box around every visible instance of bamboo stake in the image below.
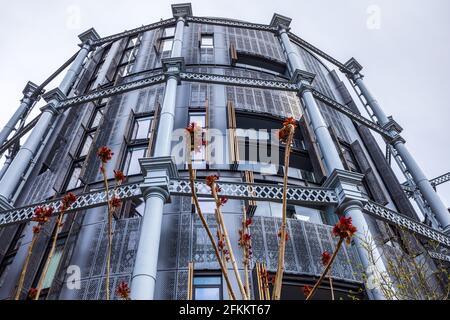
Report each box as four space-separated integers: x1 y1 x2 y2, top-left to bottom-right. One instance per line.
187 262 194 300
211 181 249 300
34 213 64 299
188 163 237 300
272 124 294 300
14 232 39 300
329 271 335 300
242 206 250 298
306 238 344 300
100 164 112 301
255 263 263 300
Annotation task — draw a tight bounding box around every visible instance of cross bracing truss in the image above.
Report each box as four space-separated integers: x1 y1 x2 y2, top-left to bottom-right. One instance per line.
401 172 450 197
1 179 450 250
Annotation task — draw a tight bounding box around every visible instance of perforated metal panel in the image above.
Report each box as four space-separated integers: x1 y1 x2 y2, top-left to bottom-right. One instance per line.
57 217 141 300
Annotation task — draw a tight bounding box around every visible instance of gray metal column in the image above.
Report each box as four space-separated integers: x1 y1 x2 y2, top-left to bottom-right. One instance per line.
0 82 41 148
346 59 450 231
0 29 99 209
271 13 389 299
130 3 191 300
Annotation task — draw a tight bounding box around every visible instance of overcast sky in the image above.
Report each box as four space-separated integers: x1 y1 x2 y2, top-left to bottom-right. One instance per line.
0 0 449 206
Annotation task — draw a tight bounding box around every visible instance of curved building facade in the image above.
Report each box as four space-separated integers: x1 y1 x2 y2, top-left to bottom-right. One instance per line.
0 3 448 300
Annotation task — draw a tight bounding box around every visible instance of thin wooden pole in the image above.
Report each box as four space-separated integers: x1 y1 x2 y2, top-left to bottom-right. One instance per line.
272 124 294 300
211 181 248 300
188 164 236 300
187 262 194 300
14 232 39 300
34 212 64 299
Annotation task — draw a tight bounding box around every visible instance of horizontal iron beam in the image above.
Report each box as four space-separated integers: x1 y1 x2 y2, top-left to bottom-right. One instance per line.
363 201 450 247
57 74 165 110
186 16 277 32
1 178 449 250
0 180 337 227
93 18 176 46
311 89 395 141
180 72 299 91
288 32 352 74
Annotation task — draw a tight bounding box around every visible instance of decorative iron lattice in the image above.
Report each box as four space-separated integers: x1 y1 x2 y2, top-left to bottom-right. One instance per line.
180 72 299 91
430 172 450 188
363 201 450 247
93 18 176 46
186 16 277 32
169 179 338 205
429 251 450 263
311 89 395 140
288 32 351 74
58 74 165 109
2 180 449 249
0 183 141 227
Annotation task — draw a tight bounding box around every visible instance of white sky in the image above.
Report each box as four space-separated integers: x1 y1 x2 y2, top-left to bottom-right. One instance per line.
0 0 449 206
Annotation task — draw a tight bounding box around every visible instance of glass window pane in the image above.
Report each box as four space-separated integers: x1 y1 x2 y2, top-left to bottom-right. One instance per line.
127 36 139 48
66 165 82 190
189 114 205 128
163 27 175 37
161 39 173 52
78 133 94 157
124 147 147 175
195 287 220 300
90 108 104 128
193 276 221 285
201 36 214 48
132 117 152 140
41 247 64 289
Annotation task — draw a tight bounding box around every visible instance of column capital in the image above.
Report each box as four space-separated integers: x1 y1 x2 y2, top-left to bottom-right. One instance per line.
42 88 66 103
22 81 41 98
290 69 316 84
139 156 178 202
171 3 193 19
270 13 292 33
162 57 185 83
0 194 13 210
78 28 100 47
297 82 314 96
323 169 366 211
343 57 363 76
383 116 403 134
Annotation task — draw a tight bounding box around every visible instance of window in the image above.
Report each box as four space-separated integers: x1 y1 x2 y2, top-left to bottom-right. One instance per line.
200 34 214 48
123 146 148 175
193 274 222 300
161 38 174 53
131 117 153 140
189 112 206 165
340 142 373 200
163 27 175 37
78 132 94 158
65 161 83 191
84 44 111 93
40 242 64 289
159 26 175 58
122 114 154 176
114 35 141 82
